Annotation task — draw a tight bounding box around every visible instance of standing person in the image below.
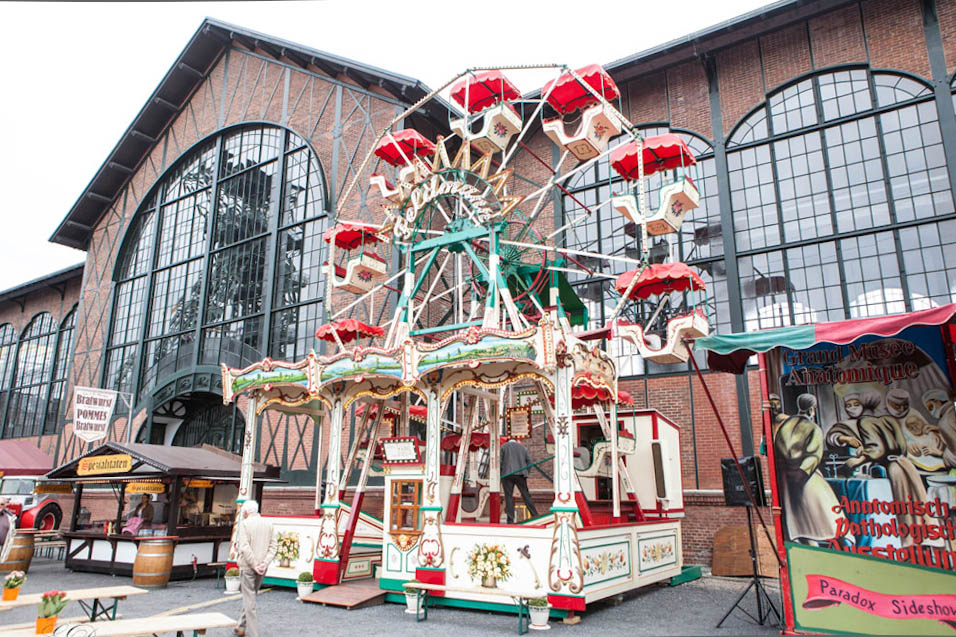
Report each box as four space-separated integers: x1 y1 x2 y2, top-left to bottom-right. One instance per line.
235 500 276 637
0 497 17 562
500 438 538 524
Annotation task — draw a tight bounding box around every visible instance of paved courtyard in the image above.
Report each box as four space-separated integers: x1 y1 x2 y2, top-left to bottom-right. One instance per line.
1 557 783 636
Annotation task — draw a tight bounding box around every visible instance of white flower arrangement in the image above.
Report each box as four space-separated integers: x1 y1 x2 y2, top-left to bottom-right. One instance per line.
467 543 511 582
275 531 300 562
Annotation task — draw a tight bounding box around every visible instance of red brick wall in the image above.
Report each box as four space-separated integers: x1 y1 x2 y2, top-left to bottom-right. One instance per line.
862 0 931 78
761 23 814 93
667 61 712 138
716 41 766 136
938 0 956 74
808 4 868 69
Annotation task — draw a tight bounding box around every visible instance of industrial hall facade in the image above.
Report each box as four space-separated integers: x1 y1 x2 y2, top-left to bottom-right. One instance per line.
1 0 955 565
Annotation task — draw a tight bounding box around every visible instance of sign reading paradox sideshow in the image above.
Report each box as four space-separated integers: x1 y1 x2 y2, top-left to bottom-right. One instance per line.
765 324 956 634
72 386 119 443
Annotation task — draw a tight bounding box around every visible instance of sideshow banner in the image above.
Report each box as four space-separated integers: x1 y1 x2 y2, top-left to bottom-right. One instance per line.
788 543 956 635
72 386 119 443
767 325 956 634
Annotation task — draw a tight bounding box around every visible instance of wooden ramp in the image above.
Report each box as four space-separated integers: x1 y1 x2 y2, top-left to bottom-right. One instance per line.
301 578 386 610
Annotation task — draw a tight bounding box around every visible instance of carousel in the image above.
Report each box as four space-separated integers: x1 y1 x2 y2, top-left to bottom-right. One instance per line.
221 64 711 616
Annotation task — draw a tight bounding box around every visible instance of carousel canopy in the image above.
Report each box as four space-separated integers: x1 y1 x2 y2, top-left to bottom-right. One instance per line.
570 383 635 410
315 319 384 344
615 263 706 301
0 440 53 476
354 402 428 422
450 70 520 113
694 303 956 374
543 64 620 115
610 134 697 181
322 222 382 250
373 129 436 166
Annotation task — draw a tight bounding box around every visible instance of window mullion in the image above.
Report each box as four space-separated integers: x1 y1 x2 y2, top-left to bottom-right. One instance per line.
193 137 227 367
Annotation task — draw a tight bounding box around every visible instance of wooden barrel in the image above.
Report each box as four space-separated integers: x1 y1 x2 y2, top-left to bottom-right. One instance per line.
132 538 174 588
0 533 35 573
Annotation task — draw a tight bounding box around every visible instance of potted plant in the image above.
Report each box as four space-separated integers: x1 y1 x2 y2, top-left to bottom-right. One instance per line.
296 571 314 599
3 571 25 601
224 567 241 593
403 579 422 614
35 590 67 634
527 597 551 631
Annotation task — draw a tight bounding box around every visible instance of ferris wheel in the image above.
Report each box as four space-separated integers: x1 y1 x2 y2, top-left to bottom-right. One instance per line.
318 63 710 365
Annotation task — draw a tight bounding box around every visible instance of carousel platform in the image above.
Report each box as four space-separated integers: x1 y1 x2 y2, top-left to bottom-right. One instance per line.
300 578 386 610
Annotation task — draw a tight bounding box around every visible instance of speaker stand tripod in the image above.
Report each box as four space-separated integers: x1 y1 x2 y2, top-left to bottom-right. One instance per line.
716 505 780 628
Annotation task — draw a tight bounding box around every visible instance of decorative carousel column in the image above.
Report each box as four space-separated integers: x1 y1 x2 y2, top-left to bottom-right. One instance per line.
230 392 260 560
312 413 324 515
417 385 445 569
314 396 344 584
547 350 584 598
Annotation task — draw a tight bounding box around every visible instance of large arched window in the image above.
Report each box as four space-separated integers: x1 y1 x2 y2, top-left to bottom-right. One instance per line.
0 325 16 426
561 126 727 376
105 125 327 397
729 67 955 329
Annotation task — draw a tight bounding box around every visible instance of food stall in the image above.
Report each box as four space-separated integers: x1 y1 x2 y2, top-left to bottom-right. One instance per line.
46 442 279 581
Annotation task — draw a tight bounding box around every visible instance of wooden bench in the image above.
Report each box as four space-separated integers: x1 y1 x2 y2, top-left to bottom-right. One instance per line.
1 613 123 631
208 561 228 589
0 611 235 636
0 585 147 621
403 583 548 634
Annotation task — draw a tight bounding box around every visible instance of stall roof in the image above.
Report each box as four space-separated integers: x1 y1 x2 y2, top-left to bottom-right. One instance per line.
47 442 279 482
0 440 54 476
693 303 956 374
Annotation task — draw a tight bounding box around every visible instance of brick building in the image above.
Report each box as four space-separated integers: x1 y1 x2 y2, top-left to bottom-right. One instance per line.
2 0 956 566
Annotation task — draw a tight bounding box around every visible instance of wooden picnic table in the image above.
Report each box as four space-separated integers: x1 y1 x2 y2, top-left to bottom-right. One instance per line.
0 585 147 621
0 611 235 636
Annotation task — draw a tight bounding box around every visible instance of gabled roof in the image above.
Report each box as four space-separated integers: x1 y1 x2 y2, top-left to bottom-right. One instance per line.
51 17 446 251
0 263 84 308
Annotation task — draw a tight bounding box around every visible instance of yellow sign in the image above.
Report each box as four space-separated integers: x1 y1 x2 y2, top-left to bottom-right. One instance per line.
185 479 214 489
77 454 133 476
126 482 165 494
34 483 74 495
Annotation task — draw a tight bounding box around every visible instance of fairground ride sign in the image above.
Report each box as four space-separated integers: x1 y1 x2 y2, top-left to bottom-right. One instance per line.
72 386 118 443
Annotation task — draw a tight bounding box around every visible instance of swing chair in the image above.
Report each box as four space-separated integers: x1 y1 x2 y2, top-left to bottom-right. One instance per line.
449 70 523 154
613 262 709 364
323 222 388 294
369 129 436 202
541 64 623 161
610 134 699 235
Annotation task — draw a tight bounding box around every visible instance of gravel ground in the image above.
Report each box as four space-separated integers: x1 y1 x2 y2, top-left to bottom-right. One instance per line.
1 558 784 636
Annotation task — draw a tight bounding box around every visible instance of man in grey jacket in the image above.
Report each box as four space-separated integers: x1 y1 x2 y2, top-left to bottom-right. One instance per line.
235 500 276 637
500 438 539 524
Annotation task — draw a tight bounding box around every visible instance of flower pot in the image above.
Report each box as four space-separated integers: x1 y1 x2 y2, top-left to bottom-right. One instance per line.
529 604 552 631
279 558 290 568
35 616 57 634
297 582 314 599
225 576 241 593
404 591 420 614
3 587 20 601
481 575 497 588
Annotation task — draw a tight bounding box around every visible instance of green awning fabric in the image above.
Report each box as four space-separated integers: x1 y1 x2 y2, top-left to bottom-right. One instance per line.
693 324 816 355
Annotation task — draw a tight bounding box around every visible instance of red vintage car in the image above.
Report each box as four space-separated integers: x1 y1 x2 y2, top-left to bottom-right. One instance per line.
0 440 61 530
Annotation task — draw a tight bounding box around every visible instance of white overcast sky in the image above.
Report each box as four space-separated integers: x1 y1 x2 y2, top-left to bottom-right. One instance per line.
0 0 771 292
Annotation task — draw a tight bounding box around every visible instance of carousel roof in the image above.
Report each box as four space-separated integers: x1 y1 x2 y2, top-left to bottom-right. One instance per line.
542 64 620 115
569 381 635 410
450 70 520 113
315 319 384 344
354 402 428 422
609 134 697 181
322 222 382 250
615 263 706 300
373 129 436 166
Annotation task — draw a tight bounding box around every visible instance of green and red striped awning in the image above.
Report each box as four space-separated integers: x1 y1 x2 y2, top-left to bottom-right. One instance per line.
693 303 956 374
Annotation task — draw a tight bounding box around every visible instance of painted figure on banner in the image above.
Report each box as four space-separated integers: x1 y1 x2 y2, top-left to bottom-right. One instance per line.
773 393 846 546
923 388 956 468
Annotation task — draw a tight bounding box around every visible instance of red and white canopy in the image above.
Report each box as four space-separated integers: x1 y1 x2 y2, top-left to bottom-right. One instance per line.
354 402 428 422
373 129 436 166
610 134 696 181
315 319 384 344
542 64 620 115
615 263 706 300
322 222 382 250
451 70 520 113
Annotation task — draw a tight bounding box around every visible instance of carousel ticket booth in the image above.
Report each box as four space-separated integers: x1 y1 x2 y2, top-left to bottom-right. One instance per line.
46 442 278 584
